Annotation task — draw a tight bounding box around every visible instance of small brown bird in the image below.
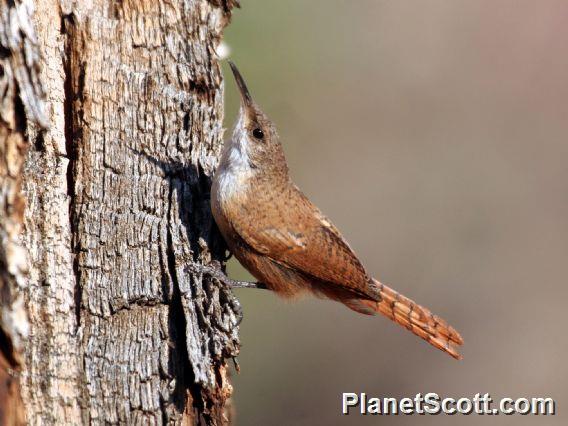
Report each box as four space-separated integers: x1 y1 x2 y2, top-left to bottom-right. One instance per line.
211 62 463 359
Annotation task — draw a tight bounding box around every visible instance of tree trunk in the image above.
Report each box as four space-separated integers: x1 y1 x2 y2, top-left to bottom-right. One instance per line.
1 0 241 424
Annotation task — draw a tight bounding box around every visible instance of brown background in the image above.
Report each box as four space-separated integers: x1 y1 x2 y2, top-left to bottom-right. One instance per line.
222 1 567 424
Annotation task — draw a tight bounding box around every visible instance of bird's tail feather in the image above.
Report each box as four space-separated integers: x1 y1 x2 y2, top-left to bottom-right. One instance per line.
346 279 463 359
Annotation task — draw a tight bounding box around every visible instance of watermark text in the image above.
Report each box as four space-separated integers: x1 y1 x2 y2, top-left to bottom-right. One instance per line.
342 392 556 416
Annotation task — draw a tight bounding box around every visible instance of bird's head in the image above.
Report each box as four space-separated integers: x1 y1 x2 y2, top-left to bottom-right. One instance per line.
226 61 287 176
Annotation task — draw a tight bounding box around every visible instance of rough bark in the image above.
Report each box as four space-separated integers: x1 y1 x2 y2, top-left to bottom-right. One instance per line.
0 0 47 424
1 0 240 424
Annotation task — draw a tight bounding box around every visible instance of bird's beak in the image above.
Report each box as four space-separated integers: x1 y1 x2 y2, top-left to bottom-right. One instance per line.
228 61 254 111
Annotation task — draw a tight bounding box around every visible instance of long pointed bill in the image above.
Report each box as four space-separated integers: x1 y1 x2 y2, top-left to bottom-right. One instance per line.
228 61 254 109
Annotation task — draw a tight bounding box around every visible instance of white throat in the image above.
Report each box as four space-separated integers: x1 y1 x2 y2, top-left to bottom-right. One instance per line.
216 115 254 201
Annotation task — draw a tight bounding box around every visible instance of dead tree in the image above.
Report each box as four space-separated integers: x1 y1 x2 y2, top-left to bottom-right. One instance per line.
1 0 241 423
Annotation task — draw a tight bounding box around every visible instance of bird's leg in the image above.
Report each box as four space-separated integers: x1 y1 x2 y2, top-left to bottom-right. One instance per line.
186 261 267 290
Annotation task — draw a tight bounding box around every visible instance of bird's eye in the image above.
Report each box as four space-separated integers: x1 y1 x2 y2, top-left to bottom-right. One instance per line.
252 128 264 140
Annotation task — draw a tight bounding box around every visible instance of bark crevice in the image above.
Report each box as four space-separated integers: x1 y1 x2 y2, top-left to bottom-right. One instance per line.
61 12 82 331
165 180 198 416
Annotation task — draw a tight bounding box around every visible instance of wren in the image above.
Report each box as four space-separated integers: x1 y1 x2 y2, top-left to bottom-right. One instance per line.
210 62 463 359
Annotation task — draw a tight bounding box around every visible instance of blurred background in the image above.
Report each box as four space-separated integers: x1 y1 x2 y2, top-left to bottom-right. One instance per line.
221 1 568 424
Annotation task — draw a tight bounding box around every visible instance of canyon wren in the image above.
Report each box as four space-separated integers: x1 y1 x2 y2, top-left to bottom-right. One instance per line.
211 61 463 359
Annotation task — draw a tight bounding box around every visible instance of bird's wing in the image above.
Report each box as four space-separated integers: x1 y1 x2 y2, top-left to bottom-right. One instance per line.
232 186 376 299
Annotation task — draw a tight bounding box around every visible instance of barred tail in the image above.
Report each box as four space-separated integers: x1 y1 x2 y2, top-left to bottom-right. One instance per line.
354 279 464 359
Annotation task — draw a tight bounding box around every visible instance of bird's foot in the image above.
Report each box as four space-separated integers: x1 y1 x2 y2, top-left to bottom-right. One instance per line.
186 261 267 290
186 261 267 325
